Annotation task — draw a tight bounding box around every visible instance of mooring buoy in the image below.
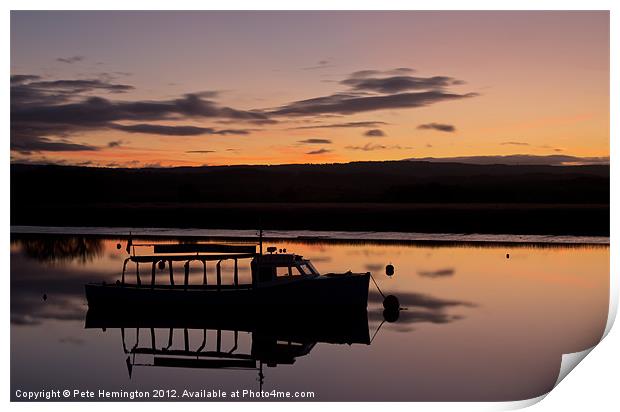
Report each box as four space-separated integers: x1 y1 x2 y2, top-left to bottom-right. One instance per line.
383 294 400 311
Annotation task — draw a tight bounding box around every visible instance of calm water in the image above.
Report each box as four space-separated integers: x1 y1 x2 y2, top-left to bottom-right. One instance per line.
10 231 609 401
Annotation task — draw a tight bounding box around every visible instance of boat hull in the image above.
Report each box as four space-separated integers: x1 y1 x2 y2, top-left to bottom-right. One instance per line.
85 272 370 310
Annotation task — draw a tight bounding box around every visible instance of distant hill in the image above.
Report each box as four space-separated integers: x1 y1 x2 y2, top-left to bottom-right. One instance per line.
10 160 609 234
404 154 609 166
11 160 609 205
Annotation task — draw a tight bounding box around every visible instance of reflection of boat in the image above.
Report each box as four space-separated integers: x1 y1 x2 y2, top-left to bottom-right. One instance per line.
85 306 370 383
85 236 370 309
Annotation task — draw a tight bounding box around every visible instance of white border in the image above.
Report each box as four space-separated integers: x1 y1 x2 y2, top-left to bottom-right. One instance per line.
3 2 617 412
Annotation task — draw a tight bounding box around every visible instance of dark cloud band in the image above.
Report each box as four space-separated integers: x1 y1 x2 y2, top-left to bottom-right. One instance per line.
417 123 456 133
306 148 331 155
290 121 388 130
364 129 385 137
111 123 251 136
298 138 332 144
273 91 476 116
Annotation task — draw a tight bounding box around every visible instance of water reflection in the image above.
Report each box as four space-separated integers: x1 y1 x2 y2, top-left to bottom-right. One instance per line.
12 235 104 264
86 306 371 385
368 290 474 326
10 234 609 401
417 268 455 278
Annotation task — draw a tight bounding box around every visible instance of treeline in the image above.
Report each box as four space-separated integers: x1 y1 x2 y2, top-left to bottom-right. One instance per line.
10 161 609 205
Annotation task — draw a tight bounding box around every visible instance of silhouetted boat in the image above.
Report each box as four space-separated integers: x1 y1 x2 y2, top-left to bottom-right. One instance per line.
85 235 370 309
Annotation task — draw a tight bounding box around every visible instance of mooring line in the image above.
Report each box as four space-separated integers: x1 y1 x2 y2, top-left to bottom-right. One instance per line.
369 272 385 299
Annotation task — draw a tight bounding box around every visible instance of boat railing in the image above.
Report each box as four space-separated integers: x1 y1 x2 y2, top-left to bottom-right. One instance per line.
122 327 261 375
120 242 258 290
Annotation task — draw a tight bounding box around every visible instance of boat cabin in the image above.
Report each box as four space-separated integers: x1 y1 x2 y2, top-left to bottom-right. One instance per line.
120 241 319 289
251 253 320 284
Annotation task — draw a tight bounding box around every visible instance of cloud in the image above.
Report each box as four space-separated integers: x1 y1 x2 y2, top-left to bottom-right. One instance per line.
11 68 476 156
11 74 41 84
56 56 85 64
345 143 410 151
110 123 252 136
190 90 221 99
349 70 383 78
26 79 134 94
389 67 416 75
364 129 385 137
298 138 332 144
11 135 99 154
10 76 273 154
290 121 389 130
272 91 476 116
271 68 476 117
306 148 331 155
417 123 456 133
501 141 530 146
302 59 334 70
347 143 387 151
186 150 216 154
107 140 123 148
33 93 261 123
349 68 415 78
342 75 464 94
11 76 134 108
539 144 564 153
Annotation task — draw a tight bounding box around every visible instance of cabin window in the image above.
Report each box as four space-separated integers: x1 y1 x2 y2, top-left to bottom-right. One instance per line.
276 266 292 277
306 262 319 275
297 264 311 276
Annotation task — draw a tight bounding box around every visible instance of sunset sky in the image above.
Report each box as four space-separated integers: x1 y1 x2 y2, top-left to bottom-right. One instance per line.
10 11 609 167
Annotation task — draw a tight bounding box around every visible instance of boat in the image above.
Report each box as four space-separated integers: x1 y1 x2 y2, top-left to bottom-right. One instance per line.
85 234 370 309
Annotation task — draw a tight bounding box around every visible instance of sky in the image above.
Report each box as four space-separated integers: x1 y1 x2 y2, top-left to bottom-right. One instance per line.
10 11 609 167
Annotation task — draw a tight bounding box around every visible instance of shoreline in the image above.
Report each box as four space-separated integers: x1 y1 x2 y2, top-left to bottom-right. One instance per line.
10 225 610 246
11 202 610 237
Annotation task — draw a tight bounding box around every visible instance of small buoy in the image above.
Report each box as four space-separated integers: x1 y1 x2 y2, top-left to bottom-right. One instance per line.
42 294 47 301
383 294 400 311
116 243 122 250
158 260 166 270
385 264 395 277
506 253 510 259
